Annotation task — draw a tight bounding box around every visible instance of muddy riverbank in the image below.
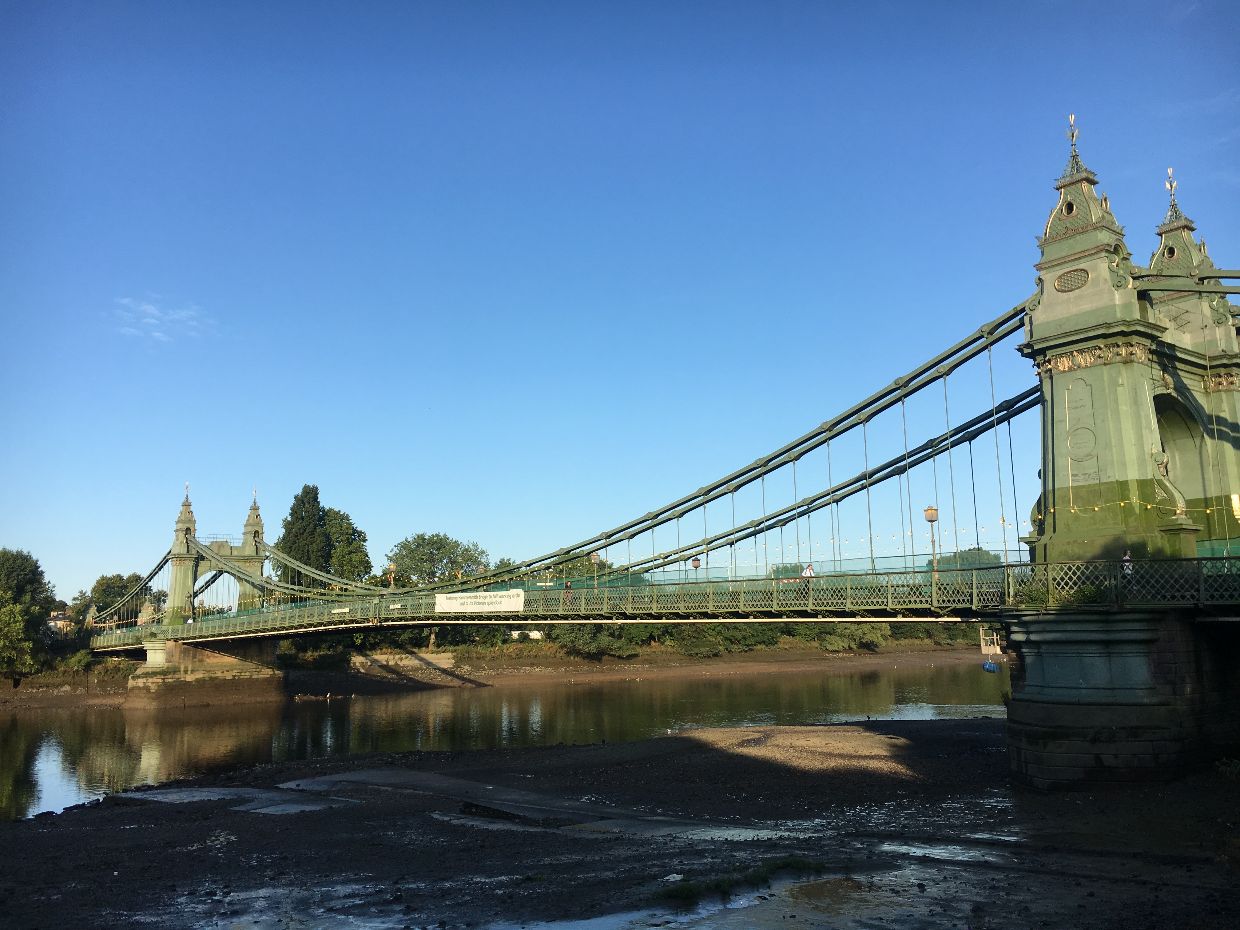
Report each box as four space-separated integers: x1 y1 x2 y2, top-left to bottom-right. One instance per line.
2 713 1237 929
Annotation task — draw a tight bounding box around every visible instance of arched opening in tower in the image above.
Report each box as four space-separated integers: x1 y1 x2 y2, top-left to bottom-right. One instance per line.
1154 394 1208 504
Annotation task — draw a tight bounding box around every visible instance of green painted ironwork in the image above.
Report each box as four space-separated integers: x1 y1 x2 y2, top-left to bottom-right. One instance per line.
89 556 1240 652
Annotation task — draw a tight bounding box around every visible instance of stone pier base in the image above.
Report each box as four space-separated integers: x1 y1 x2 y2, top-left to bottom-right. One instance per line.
127 638 285 708
1006 612 1240 788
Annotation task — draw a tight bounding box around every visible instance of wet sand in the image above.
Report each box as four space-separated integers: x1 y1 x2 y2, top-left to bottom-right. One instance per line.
2 710 1238 928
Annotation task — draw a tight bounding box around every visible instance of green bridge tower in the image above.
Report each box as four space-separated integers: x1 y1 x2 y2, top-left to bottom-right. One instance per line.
165 490 267 624
1007 119 1240 787
1021 119 1239 560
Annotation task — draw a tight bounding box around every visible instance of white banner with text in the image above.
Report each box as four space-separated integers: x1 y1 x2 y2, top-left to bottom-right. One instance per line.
434 590 526 614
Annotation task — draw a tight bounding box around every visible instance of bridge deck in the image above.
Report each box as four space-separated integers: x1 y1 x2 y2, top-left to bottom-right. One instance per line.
90 558 1240 651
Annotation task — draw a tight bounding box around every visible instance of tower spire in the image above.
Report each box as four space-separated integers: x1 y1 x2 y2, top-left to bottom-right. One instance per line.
175 486 197 537
1057 113 1096 187
1161 166 1190 228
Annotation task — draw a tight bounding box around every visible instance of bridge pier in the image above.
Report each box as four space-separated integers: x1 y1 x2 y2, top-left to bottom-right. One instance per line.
1006 613 1240 788
127 639 285 708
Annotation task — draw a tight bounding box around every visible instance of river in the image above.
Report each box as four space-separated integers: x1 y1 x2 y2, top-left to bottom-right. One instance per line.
1 656 1008 820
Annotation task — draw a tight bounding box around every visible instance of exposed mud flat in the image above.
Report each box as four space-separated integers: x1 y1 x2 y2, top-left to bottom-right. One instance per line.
1 717 1237 929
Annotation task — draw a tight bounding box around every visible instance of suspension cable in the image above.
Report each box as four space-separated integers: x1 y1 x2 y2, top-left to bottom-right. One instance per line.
863 420 876 571
452 298 1033 587
548 388 1041 581
827 439 840 570
793 459 802 566
968 440 981 548
730 490 737 578
900 398 915 568
943 377 961 558
1006 419 1021 560
761 475 769 576
987 346 1011 558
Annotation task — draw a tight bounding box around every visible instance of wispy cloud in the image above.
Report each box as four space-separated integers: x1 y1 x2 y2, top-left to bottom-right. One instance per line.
1167 0 1202 23
114 296 214 344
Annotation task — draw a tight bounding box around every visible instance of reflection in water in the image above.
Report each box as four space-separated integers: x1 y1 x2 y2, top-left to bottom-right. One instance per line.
2 660 1008 819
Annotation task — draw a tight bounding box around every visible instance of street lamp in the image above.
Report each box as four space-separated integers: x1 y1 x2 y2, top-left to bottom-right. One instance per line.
923 506 939 575
590 551 600 589
691 555 701 582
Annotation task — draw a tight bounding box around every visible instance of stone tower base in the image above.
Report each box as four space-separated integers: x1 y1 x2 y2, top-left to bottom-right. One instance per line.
1006 613 1240 788
127 639 285 709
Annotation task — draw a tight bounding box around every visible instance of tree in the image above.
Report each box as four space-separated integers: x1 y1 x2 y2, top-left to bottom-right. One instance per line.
387 533 490 585
0 549 55 614
89 573 147 614
66 590 92 625
0 549 55 680
933 547 1003 571
769 562 806 579
324 508 373 582
0 594 39 680
274 485 331 584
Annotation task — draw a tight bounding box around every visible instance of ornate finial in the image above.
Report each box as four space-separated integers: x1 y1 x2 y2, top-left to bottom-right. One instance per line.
1057 113 1093 184
252 486 258 505
1161 166 1189 226
184 481 190 502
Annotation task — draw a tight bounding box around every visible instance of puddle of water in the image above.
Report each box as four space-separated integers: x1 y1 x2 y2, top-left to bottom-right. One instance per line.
878 840 1015 864
122 785 356 815
486 910 663 930
484 886 779 930
787 875 877 912
179 882 413 930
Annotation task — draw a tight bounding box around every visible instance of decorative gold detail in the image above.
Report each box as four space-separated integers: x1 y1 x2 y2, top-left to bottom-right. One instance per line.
1036 342 1149 376
1204 372 1240 392
1054 268 1090 292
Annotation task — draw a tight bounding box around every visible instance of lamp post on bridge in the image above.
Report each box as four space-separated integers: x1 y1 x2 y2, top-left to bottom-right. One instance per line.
590 550 600 589
691 555 701 583
924 506 939 577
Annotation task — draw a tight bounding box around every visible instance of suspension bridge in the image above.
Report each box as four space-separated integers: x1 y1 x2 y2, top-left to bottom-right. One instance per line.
86 122 1240 786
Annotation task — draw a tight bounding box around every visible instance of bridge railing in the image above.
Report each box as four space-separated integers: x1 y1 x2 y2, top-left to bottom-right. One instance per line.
89 556 1240 650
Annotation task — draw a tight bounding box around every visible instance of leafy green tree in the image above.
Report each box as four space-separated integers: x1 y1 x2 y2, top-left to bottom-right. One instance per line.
89 573 147 613
325 508 373 582
0 548 55 614
387 533 490 585
789 621 890 651
769 562 808 579
933 547 1002 571
549 624 640 660
0 594 39 680
274 484 331 584
274 486 375 586
0 549 55 680
66 590 92 625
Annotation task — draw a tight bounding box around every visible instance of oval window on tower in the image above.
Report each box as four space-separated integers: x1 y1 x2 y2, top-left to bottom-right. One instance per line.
1054 269 1090 292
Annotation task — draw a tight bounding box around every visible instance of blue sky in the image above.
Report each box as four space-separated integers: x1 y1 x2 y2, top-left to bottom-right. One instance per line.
2 1 1238 598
